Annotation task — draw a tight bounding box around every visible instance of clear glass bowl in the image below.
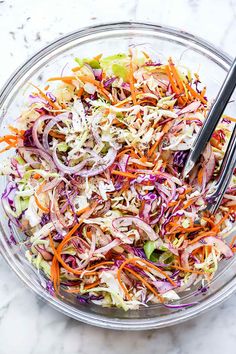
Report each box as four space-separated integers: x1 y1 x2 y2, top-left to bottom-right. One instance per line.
0 22 235 330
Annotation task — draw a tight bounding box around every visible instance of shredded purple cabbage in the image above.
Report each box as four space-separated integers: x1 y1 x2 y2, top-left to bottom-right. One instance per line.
23 128 36 147
46 280 55 296
46 92 57 102
173 151 189 169
77 294 103 304
103 77 116 88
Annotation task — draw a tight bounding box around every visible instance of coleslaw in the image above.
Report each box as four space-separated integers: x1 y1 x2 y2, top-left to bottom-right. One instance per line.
1 49 236 310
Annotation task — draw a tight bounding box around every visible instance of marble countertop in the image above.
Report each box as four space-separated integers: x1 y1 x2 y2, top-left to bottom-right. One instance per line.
0 0 236 353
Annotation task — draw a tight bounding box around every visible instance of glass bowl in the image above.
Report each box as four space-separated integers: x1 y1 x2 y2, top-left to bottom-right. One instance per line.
0 22 235 330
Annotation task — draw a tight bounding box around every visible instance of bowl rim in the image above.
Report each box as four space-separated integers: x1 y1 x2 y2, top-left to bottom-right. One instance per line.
0 21 235 330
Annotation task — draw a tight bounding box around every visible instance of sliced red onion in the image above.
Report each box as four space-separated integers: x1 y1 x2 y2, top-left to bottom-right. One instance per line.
64 232 97 270
202 143 215 184
35 245 53 261
83 63 95 78
18 147 57 172
153 280 176 294
42 113 70 151
53 147 94 174
77 147 117 177
93 69 102 81
156 78 169 90
41 177 62 192
53 192 73 229
176 274 197 292
84 224 111 246
156 183 171 199
32 115 52 150
93 200 111 217
177 101 201 115
139 202 152 222
164 243 179 256
50 208 66 236
150 202 166 224
181 236 233 268
113 216 158 241
94 238 120 255
118 154 129 172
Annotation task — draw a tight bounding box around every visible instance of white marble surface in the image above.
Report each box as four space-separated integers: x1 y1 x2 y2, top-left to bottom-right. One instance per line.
0 0 236 353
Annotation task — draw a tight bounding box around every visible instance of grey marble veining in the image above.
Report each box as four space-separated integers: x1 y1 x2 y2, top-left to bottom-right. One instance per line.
0 1 236 353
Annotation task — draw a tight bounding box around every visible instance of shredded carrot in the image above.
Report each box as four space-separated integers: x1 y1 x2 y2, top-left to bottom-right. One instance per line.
48 76 75 83
202 217 215 228
162 120 173 134
63 287 81 294
182 198 197 210
230 236 236 248
34 181 50 213
166 64 184 105
119 258 176 287
94 53 102 61
116 147 137 159
120 180 130 192
114 96 132 108
33 173 41 179
48 130 65 140
34 193 49 213
171 265 206 275
84 280 100 290
8 125 25 136
76 206 91 216
117 267 132 301
111 170 137 179
168 58 184 91
212 212 230 231
76 87 84 98
50 203 100 276
78 75 112 102
78 75 101 87
201 87 206 98
185 83 207 105
0 133 19 153
0 145 15 154
148 140 159 157
166 65 180 95
124 266 164 302
49 234 60 293
0 135 18 143
197 168 203 185
71 66 81 72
